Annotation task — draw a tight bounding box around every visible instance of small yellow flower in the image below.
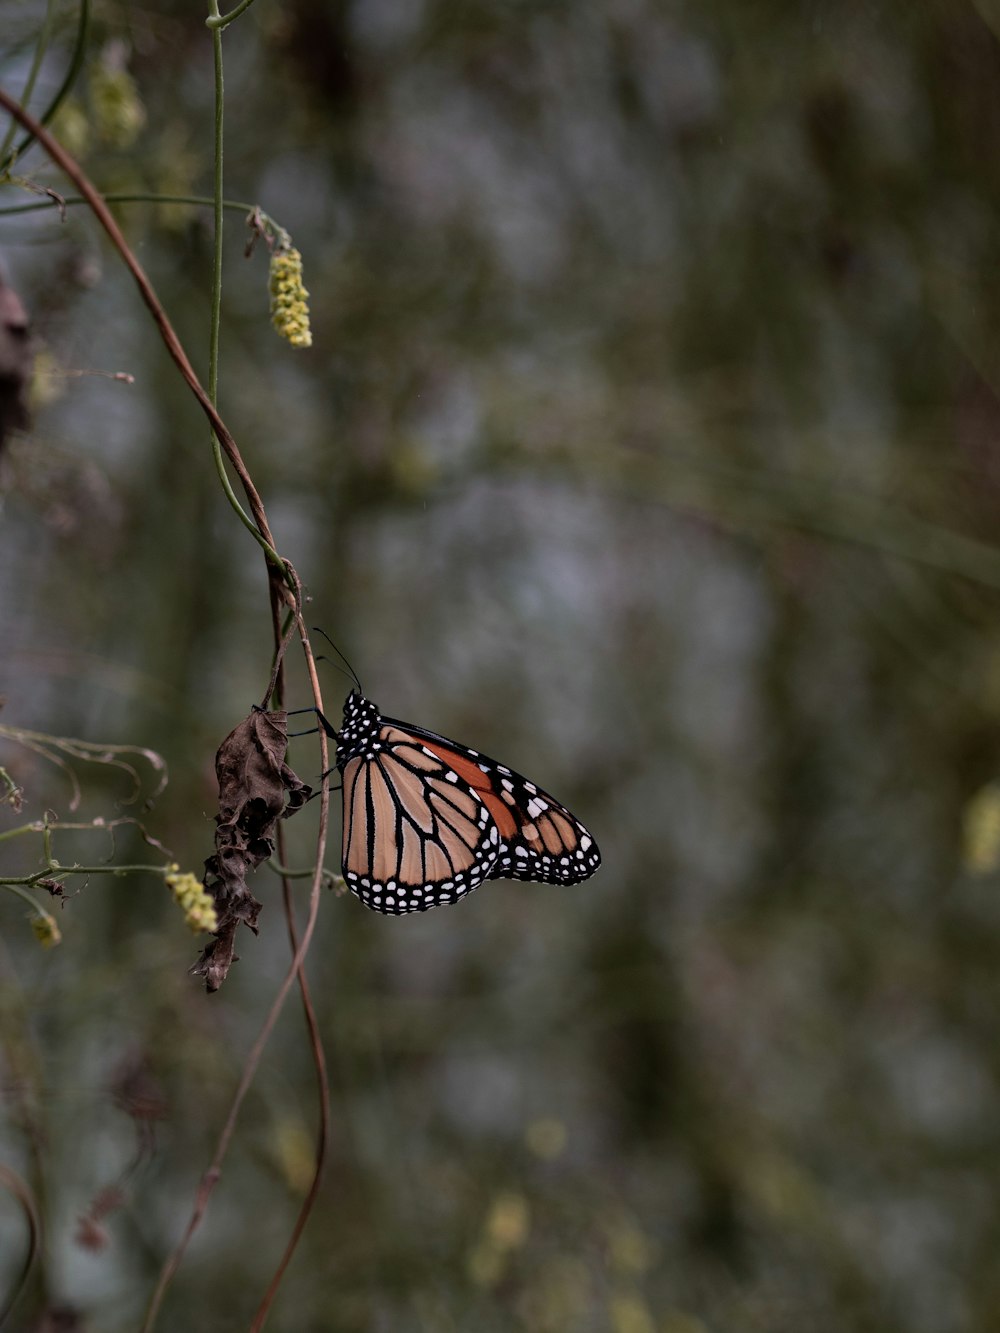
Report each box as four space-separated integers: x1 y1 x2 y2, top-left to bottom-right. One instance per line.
609 1293 656 1333
49 96 91 157
269 246 312 348
525 1115 567 1159
31 911 62 948
89 58 146 149
963 782 1000 874
165 865 218 934
466 1191 530 1288
485 1191 530 1249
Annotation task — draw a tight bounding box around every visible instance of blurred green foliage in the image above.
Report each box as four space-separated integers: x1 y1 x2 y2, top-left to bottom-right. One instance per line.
3 0 1000 1329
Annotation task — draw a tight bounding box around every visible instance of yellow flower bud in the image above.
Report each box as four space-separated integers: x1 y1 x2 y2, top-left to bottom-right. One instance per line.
165 867 219 934
31 911 62 948
269 246 313 348
963 782 1000 874
89 59 146 149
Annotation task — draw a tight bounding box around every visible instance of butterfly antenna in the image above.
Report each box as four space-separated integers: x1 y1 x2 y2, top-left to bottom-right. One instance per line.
315 656 356 690
311 627 363 692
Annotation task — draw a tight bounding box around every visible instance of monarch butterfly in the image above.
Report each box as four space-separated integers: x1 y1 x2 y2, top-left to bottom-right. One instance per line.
313 690 601 915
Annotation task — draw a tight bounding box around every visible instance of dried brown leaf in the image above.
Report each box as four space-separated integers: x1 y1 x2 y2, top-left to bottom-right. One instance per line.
192 708 312 992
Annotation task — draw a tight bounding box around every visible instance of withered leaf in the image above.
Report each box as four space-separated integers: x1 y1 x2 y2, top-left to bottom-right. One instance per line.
192 708 312 992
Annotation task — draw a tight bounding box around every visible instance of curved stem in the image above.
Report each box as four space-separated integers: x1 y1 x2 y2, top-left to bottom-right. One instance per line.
0 193 276 223
1 882 55 912
0 1162 40 1330
0 823 41 845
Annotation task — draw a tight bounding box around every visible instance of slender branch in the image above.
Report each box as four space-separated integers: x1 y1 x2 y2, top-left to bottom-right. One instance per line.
1 882 58 912
0 193 277 223
263 860 324 879
249 856 330 1332
208 14 224 408
0 863 171 886
262 610 299 709
0 766 23 810
0 823 40 845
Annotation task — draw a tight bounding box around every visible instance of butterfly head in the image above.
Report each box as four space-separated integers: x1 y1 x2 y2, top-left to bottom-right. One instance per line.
337 690 383 766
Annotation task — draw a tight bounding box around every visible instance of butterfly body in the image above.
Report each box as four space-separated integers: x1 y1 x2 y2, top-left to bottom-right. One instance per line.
321 690 601 915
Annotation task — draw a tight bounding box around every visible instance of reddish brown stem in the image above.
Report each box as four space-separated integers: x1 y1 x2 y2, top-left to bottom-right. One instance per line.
248 829 332 1331
140 622 331 1332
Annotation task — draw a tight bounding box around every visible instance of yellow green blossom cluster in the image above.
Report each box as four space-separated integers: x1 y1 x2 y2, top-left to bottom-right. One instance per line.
49 49 146 157
89 60 147 149
165 865 218 934
963 782 1000 874
269 246 312 348
965 778 1000 874
31 910 62 948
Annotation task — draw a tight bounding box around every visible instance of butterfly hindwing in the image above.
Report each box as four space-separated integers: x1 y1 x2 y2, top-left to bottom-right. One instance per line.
339 713 501 914
329 691 600 915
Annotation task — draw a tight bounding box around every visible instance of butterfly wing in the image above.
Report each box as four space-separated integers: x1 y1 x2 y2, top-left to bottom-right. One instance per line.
384 718 602 888
341 723 501 914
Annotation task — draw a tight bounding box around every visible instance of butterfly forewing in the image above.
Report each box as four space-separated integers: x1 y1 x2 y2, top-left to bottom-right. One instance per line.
340 721 500 914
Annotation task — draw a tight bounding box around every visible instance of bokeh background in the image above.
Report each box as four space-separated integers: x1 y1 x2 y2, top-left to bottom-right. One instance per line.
4 1 1000 1329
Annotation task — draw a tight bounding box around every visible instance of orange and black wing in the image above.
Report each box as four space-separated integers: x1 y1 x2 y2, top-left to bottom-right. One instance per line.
385 719 601 888
341 724 501 914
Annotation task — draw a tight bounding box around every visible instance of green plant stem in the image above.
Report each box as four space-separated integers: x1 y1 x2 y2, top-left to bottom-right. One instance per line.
0 193 277 225
207 0 229 520
205 0 260 31
208 4 224 403
0 863 171 886
0 766 23 806
249 837 330 1332
0 823 41 844
1 883 55 913
0 0 90 172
